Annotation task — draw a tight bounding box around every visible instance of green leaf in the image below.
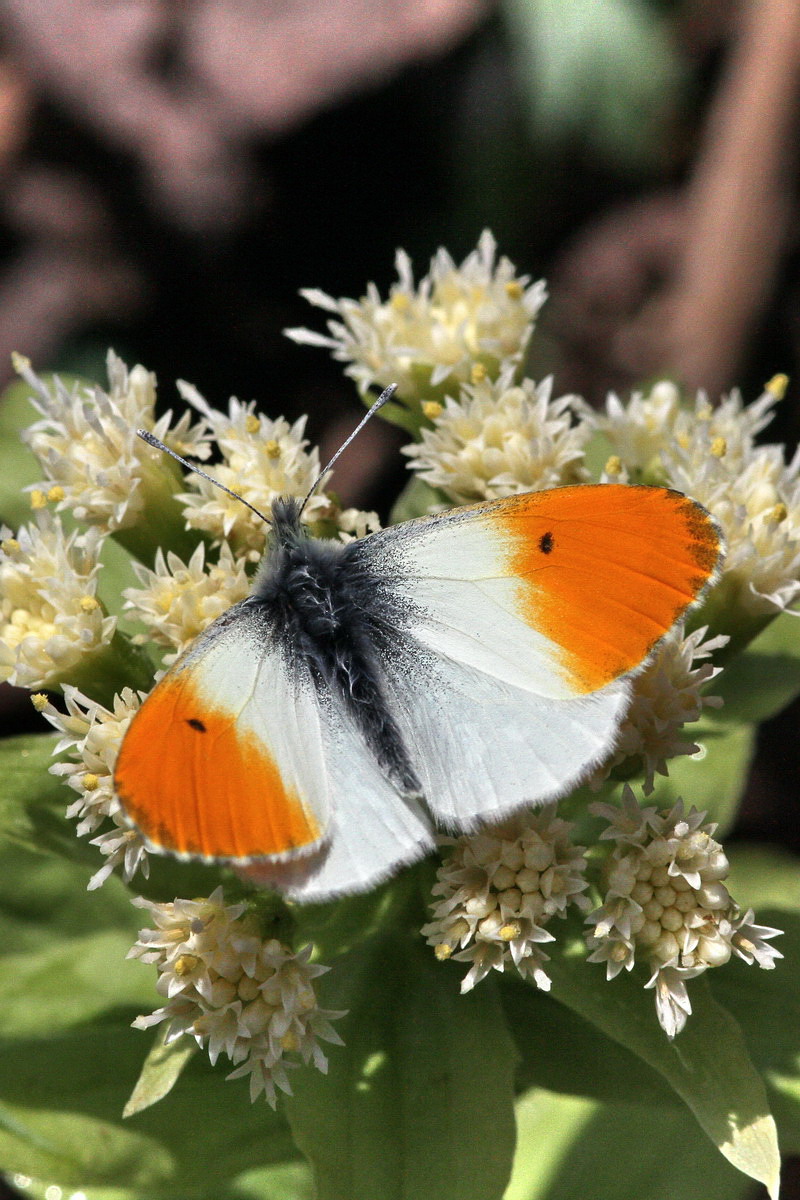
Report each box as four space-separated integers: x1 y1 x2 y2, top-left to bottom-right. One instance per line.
647 719 756 836
0 379 45 528
545 940 780 1197
0 1022 298 1194
285 933 518 1200
0 373 91 528
506 1088 751 1200
499 977 676 1107
0 733 101 867
504 0 682 170
711 612 800 725
726 844 800 914
0 930 153 1037
388 475 448 525
123 1033 197 1118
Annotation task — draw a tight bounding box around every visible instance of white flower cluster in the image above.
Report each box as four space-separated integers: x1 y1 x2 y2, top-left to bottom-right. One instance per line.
0 515 115 689
586 788 782 1037
175 382 378 556
123 541 251 663
597 377 800 619
17 350 209 533
130 889 344 1105
422 806 590 993
591 624 728 794
286 230 546 404
403 370 589 505
34 686 148 890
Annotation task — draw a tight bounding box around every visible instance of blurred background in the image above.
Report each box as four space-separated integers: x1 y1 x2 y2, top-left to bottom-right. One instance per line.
1 0 799 457
1 4 799 1194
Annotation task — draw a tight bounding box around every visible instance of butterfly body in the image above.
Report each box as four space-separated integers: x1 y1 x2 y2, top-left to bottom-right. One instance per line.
115 484 723 901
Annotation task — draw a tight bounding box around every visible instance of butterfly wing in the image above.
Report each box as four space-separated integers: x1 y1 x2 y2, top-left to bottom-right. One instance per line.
351 483 722 826
115 599 434 893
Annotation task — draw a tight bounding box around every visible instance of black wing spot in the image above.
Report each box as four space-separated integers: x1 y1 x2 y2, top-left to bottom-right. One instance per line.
539 531 554 554
187 718 206 732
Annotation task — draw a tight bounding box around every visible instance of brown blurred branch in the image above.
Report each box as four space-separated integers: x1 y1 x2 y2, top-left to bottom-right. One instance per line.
621 0 800 394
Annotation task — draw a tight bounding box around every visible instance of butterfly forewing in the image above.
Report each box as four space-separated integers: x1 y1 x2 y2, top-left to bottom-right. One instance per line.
358 484 722 698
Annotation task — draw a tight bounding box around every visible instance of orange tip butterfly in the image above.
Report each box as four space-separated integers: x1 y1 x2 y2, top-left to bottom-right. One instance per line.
114 386 723 902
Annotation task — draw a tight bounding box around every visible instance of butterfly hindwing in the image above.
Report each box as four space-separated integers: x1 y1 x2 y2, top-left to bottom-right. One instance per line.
115 603 330 861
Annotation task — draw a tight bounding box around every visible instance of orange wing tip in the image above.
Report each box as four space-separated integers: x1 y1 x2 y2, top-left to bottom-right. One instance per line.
114 676 327 863
497 484 725 695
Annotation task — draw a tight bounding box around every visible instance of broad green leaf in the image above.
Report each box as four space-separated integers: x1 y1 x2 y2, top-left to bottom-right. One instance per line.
0 930 153 1037
506 1088 750 1200
499 977 676 1107
647 719 756 836
229 1162 315 1200
285 933 518 1200
0 845 134 955
711 611 800 725
123 1034 197 1118
0 733 100 867
726 844 800 914
0 1022 298 1193
708 904 800 1152
545 939 780 1197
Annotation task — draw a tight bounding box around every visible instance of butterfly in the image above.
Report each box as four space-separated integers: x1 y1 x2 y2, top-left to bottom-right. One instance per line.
114 388 723 902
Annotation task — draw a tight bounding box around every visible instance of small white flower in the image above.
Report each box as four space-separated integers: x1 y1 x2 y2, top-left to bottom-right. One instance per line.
34 685 149 888
129 889 345 1105
17 350 210 533
123 540 251 662
423 805 589 993
586 787 782 1037
286 230 547 406
176 382 335 555
591 624 727 794
403 369 590 504
595 378 800 623
0 515 116 689
595 381 683 477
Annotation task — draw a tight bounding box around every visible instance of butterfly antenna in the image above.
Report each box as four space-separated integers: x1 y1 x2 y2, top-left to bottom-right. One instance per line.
298 382 397 517
136 428 271 524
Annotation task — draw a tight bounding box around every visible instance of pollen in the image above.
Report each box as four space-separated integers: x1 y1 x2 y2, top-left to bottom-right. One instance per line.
604 455 623 477
30 692 49 712
470 362 487 383
47 485 65 503
1 537 20 554
434 942 453 961
30 489 47 510
766 373 789 399
422 401 443 421
505 280 524 299
174 953 200 977
264 438 281 458
79 595 100 613
767 502 788 523
245 414 260 434
82 772 100 790
390 291 411 313
710 436 727 458
11 351 31 373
